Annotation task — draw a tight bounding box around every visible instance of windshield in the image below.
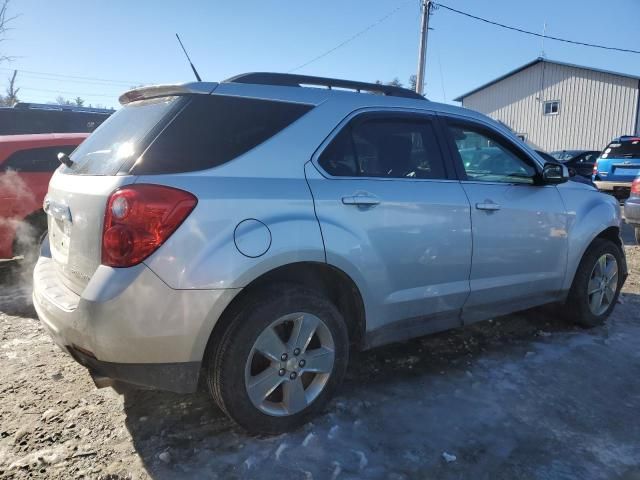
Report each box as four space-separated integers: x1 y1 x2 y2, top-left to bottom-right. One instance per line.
62 96 184 175
601 138 640 159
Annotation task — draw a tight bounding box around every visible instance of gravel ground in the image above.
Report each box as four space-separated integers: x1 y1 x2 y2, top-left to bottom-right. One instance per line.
0 227 638 480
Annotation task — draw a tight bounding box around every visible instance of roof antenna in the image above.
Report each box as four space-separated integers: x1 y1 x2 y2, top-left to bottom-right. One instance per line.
175 33 202 82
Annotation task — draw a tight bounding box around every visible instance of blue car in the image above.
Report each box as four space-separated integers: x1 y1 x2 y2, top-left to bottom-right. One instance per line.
593 136 640 200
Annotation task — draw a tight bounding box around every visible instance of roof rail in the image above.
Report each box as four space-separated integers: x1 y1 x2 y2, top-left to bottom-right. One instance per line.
224 72 426 100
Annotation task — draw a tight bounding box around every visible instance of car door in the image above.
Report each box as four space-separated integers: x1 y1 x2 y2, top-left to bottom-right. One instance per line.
305 110 472 342
440 115 570 323
568 152 596 178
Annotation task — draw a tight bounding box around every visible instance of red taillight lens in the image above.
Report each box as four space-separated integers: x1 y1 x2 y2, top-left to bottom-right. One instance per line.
592 163 598 175
631 178 640 196
102 184 197 267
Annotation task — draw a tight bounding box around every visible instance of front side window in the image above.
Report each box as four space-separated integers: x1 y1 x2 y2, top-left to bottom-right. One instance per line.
543 100 560 116
448 123 537 185
318 116 447 180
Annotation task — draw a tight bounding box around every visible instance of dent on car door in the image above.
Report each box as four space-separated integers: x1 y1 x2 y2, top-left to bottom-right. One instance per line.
441 117 570 323
305 111 472 343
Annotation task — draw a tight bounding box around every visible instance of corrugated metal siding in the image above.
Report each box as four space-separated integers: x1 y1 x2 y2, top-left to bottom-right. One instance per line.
461 62 640 152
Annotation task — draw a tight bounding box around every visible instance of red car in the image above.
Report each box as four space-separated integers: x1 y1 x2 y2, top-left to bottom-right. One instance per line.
0 133 88 260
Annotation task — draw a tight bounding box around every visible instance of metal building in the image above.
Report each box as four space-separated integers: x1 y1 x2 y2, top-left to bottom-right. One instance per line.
454 58 640 152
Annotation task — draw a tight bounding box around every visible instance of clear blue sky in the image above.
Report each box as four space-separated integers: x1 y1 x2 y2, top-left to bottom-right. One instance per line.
3 0 639 108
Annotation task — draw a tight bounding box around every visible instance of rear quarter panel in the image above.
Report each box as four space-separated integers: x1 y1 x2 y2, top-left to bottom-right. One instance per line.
140 174 326 289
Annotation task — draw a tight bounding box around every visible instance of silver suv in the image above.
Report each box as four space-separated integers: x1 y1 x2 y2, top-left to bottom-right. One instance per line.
33 73 627 433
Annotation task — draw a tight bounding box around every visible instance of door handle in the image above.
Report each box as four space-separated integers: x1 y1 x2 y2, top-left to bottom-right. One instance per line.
476 202 501 211
342 194 380 206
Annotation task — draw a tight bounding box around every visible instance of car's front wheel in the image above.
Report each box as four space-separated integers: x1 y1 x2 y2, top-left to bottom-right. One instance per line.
206 284 349 434
565 238 624 327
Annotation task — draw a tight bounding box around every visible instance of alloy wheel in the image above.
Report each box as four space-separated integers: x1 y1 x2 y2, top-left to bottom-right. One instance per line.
587 253 618 316
244 312 335 416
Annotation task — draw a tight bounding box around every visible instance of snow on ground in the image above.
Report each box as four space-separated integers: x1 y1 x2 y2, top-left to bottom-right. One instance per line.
0 235 639 479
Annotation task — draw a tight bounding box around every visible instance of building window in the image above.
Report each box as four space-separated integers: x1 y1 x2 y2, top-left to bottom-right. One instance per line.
543 100 560 116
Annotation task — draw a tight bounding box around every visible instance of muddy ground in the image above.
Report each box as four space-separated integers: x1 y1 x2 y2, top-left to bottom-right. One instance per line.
0 225 639 480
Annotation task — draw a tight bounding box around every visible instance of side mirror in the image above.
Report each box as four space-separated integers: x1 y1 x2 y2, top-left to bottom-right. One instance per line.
541 162 569 184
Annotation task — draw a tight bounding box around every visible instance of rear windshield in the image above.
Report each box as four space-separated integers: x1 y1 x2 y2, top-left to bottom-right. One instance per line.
601 138 640 159
131 95 313 174
63 96 182 175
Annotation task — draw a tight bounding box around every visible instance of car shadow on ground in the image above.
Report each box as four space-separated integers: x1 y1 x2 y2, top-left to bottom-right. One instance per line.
118 302 597 479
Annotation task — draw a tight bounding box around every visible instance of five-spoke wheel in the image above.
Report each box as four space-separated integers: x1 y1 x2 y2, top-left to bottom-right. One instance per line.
565 238 624 327
587 253 618 316
206 285 348 434
245 313 335 416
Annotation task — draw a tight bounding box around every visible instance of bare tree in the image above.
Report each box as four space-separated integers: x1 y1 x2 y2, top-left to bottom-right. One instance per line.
408 74 417 92
0 0 16 64
386 77 403 88
2 68 18 105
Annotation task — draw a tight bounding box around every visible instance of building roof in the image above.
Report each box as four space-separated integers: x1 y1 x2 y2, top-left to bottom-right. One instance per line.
453 57 640 102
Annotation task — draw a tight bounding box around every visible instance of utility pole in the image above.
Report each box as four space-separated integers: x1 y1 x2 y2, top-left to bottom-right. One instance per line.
415 0 431 95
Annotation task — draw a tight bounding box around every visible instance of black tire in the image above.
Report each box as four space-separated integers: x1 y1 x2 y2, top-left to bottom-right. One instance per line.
564 238 624 327
206 284 349 434
635 227 640 246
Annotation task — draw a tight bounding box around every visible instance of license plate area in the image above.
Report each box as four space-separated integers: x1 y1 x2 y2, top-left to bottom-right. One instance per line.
49 216 71 264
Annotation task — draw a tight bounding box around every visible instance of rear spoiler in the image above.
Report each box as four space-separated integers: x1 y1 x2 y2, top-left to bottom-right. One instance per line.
119 82 218 105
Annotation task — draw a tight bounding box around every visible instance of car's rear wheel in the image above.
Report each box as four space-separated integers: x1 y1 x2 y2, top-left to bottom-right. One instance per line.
565 238 624 327
206 284 349 434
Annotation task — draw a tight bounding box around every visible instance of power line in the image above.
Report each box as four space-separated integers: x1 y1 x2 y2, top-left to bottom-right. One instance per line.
0 67 149 86
433 2 640 55
289 0 413 73
1 70 134 88
19 86 117 98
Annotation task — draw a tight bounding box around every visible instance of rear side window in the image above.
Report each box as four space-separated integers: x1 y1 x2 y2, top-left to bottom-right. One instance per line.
2 145 77 172
132 95 314 174
601 138 640 159
318 116 447 179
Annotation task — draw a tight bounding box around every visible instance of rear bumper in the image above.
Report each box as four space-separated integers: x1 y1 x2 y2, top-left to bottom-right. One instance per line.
67 347 201 393
33 251 240 393
624 198 640 226
593 180 632 191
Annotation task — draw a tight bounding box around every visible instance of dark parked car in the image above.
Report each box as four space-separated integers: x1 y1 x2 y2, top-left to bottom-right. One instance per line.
551 150 600 178
0 102 113 135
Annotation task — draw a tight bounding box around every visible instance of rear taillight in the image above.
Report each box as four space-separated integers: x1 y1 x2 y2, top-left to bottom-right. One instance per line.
592 163 598 175
102 184 197 267
631 178 640 196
